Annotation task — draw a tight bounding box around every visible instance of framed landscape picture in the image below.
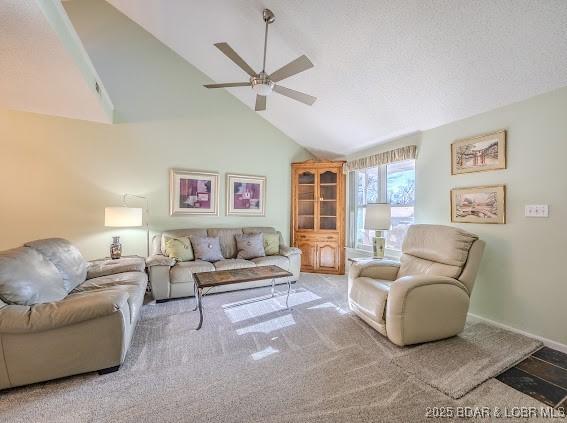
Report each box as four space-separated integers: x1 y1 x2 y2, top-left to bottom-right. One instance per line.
451 130 506 175
226 174 266 216
451 185 506 224
170 169 219 215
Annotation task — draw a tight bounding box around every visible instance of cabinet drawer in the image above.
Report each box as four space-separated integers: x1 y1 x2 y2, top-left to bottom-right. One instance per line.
295 233 338 241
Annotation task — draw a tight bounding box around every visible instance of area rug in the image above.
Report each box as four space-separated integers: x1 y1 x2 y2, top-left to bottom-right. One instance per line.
0 273 543 423
390 322 542 398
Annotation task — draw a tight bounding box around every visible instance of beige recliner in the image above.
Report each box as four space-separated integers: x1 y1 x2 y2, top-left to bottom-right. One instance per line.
348 224 485 346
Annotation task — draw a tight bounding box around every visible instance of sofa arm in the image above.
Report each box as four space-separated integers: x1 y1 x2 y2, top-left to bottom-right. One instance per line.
348 259 400 282
279 246 301 280
385 275 470 346
279 246 301 257
0 290 129 334
87 257 145 279
146 254 175 267
146 255 174 300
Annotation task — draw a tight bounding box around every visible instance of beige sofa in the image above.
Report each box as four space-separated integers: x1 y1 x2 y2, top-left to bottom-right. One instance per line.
0 239 146 390
147 227 301 301
348 224 485 346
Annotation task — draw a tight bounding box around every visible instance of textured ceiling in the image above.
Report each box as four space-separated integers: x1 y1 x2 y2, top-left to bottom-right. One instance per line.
0 0 109 122
105 0 567 157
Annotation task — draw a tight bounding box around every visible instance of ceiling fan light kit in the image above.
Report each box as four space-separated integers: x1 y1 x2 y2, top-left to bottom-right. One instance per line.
204 8 316 111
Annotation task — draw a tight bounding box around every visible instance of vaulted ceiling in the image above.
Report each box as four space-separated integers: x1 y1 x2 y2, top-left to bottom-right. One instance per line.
3 1 567 156
106 0 567 157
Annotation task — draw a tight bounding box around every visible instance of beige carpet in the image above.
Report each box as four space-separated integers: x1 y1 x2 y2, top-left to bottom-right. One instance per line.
0 273 544 422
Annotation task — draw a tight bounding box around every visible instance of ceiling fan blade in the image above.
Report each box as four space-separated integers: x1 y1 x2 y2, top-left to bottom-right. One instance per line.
204 82 251 88
214 42 257 77
269 55 314 82
255 95 267 111
273 85 316 106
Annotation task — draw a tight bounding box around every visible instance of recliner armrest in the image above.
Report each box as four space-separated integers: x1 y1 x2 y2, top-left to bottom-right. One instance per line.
146 254 175 267
279 246 301 257
349 259 400 281
0 290 129 334
389 274 469 303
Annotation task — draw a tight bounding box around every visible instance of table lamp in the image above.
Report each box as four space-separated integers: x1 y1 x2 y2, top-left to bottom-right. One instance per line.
105 195 146 259
364 203 391 258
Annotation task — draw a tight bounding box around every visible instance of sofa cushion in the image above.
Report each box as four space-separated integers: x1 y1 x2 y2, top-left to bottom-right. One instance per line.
213 259 256 271
165 237 194 262
0 247 67 305
207 228 243 258
250 255 290 271
242 227 277 235
262 233 280 256
235 233 265 259
402 225 478 267
24 238 88 292
190 236 224 262
170 260 215 283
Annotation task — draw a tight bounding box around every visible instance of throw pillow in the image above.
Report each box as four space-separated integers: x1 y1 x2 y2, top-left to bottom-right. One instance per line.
190 236 224 262
165 237 194 262
262 233 280 256
235 233 266 260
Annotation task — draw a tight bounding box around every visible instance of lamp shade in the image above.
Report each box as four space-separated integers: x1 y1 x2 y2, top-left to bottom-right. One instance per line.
364 203 391 230
104 207 143 227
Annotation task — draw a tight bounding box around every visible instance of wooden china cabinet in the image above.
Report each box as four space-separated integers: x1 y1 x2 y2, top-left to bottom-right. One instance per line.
291 160 346 275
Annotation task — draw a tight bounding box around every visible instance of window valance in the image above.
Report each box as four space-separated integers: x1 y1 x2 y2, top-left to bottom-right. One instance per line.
343 145 417 173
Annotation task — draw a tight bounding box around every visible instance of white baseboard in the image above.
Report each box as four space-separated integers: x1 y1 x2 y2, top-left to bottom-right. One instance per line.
467 313 567 355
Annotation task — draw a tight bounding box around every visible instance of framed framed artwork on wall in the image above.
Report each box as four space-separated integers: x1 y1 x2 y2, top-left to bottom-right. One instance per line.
169 169 219 216
226 173 266 216
451 185 506 224
451 130 506 175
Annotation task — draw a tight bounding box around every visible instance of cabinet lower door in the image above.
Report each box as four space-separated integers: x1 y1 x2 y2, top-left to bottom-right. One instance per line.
297 241 317 272
317 242 340 273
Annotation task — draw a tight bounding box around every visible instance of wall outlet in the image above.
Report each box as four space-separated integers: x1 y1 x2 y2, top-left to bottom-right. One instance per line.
525 205 549 217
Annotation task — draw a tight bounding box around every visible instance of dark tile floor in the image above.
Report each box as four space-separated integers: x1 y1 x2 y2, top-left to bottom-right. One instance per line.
497 346 567 409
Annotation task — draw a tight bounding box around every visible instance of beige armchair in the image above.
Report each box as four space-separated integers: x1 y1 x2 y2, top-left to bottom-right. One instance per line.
348 224 485 346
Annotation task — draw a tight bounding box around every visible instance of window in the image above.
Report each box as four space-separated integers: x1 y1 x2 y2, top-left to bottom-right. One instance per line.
350 159 415 252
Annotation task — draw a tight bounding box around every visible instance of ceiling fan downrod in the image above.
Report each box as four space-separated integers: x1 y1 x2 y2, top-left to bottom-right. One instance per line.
261 9 275 73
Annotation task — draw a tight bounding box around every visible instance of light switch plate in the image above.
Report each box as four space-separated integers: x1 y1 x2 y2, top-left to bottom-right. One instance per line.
525 205 549 217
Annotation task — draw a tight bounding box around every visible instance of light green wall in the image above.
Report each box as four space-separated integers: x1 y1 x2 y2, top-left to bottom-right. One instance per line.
345 87 567 346
0 0 311 260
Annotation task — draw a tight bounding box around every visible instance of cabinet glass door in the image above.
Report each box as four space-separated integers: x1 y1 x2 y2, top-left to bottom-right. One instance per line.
318 169 337 230
297 171 315 230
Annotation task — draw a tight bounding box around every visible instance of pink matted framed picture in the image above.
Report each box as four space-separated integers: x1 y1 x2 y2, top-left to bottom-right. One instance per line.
170 169 219 216
226 173 266 216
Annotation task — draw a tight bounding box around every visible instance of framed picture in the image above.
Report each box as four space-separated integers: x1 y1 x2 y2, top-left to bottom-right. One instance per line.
226 173 266 216
451 185 506 224
170 169 219 215
451 130 506 175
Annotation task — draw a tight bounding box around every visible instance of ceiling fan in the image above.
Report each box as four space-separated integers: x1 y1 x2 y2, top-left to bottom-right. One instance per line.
204 8 316 111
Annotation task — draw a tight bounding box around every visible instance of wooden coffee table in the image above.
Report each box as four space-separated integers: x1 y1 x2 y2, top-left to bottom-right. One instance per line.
192 265 293 330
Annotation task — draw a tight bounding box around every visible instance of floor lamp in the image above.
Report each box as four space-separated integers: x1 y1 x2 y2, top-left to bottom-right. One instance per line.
104 194 150 258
